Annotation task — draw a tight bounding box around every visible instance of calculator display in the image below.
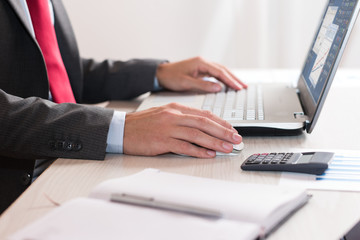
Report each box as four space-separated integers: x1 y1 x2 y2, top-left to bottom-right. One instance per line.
296 153 314 164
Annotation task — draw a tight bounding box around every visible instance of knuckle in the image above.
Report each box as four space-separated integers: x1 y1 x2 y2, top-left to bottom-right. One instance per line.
194 56 204 62
196 149 210 158
179 143 208 158
187 129 202 140
195 116 210 126
202 110 214 118
167 102 181 109
166 102 176 108
211 137 223 149
158 108 176 120
177 141 191 152
223 128 233 139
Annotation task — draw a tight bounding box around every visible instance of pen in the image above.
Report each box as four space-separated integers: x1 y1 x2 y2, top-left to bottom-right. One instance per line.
110 193 222 219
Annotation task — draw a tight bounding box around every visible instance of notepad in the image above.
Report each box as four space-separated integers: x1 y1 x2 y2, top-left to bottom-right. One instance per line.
9 169 309 240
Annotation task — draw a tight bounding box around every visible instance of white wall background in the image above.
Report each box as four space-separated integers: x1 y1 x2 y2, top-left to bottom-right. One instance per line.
62 0 360 69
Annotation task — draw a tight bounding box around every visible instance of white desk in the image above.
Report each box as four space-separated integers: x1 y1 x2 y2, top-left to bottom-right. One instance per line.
1 69 360 240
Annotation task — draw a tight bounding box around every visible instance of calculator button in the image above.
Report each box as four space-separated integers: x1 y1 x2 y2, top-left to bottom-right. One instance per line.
246 155 258 162
244 162 256 165
245 161 260 165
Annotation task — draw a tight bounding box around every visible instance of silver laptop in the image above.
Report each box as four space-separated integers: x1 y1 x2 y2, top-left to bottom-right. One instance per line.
137 0 360 135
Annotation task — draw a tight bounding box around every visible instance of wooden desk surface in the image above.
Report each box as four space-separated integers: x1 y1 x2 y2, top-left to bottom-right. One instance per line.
1 69 360 240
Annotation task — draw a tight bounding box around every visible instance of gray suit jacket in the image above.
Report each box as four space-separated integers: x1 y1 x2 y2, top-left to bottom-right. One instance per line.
0 0 163 161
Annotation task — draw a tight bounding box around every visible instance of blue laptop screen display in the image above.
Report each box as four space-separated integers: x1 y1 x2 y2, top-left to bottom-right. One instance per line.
302 0 357 103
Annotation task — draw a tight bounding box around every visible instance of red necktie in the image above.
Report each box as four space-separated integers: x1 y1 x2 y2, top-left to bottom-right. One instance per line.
27 0 76 103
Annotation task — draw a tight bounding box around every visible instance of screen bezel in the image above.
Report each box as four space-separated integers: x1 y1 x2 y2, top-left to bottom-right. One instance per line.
297 0 360 133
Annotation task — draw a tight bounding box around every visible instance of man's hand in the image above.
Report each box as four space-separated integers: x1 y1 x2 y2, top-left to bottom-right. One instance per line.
156 57 247 92
123 103 242 158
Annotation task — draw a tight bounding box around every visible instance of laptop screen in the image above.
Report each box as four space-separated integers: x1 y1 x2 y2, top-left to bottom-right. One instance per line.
298 0 359 133
301 0 358 104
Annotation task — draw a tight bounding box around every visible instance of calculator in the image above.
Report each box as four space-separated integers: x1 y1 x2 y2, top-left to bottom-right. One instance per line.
241 152 335 175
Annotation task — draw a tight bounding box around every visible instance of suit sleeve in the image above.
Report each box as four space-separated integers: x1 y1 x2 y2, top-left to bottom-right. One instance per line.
81 58 165 103
0 89 114 160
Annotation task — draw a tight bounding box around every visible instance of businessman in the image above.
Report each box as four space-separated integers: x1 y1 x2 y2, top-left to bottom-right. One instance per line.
0 0 248 212
1 0 246 163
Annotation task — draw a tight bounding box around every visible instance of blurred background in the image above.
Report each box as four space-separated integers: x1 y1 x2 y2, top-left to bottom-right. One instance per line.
62 0 359 69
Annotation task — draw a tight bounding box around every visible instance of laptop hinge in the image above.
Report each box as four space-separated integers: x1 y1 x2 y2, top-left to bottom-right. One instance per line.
294 112 309 131
293 112 305 119
304 120 310 131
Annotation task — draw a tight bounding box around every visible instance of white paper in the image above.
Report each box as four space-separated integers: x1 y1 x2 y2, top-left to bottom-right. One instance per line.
9 169 308 240
279 149 360 192
90 168 308 233
8 198 259 240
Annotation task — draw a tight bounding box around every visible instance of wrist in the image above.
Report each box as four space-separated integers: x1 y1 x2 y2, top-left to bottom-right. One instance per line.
156 62 170 87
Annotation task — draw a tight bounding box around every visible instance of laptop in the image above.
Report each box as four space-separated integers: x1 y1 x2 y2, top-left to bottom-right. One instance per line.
137 0 360 136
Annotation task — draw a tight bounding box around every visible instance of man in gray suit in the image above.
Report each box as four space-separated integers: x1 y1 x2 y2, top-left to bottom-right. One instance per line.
0 0 245 211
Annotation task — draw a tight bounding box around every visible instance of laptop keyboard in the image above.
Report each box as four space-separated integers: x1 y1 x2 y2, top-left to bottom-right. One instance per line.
201 85 264 121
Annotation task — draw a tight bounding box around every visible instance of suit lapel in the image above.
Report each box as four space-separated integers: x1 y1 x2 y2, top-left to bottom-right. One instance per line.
6 0 36 41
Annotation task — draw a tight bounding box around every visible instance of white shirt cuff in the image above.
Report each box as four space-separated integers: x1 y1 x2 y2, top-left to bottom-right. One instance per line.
153 76 163 91
106 111 126 153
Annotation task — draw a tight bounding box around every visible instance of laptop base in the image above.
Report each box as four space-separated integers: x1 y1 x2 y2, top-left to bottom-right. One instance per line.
235 127 304 136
